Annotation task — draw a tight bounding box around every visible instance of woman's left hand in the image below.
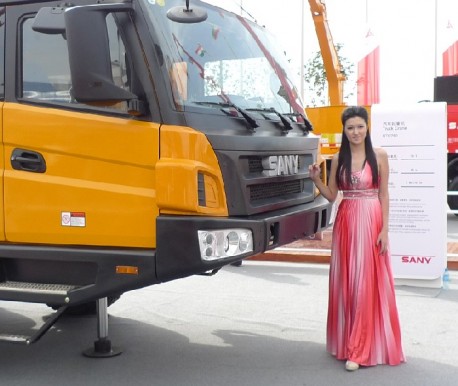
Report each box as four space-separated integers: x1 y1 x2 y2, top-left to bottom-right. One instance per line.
377 231 388 255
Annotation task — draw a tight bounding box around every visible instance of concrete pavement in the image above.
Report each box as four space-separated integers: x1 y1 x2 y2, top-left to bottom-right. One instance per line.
1 261 457 386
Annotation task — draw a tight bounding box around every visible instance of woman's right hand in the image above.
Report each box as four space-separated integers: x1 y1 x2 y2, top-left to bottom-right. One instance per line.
308 163 321 182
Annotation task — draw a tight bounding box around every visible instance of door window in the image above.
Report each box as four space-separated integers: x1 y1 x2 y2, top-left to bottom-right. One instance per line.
21 13 132 111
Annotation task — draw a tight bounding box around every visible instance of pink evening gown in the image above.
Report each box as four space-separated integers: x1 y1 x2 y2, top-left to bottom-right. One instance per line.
326 162 405 366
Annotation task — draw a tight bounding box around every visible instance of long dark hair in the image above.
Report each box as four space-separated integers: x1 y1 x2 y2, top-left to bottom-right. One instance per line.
336 106 378 188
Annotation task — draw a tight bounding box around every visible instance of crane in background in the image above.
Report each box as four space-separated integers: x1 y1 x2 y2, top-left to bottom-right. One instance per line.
304 0 368 173
307 0 346 106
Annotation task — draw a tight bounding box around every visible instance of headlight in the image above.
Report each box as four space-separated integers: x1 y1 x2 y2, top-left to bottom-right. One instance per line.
198 229 253 261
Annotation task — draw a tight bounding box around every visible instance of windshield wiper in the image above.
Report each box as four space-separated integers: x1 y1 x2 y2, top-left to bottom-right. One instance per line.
193 101 259 132
246 107 294 135
284 112 313 135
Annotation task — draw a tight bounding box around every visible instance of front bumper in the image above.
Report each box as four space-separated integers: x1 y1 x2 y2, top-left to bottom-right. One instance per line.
155 195 332 282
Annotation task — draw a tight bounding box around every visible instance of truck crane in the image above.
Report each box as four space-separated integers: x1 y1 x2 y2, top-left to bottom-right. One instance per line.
307 0 346 106
304 0 352 173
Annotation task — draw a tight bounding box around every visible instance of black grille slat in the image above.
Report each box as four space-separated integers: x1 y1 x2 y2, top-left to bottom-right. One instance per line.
248 158 263 173
250 180 302 201
197 172 206 206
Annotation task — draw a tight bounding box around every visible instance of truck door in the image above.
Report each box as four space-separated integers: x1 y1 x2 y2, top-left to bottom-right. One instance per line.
3 5 159 248
0 6 4 242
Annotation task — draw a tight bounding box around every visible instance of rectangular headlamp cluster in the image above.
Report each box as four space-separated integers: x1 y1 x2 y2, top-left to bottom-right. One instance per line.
198 229 253 261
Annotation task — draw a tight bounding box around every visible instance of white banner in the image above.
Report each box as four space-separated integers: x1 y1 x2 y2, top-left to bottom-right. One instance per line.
371 103 447 287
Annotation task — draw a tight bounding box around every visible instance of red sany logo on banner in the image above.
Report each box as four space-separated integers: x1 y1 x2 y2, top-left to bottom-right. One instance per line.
357 28 380 106
442 20 458 76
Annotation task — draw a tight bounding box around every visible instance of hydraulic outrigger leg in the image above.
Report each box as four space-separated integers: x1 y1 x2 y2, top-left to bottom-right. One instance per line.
83 297 122 358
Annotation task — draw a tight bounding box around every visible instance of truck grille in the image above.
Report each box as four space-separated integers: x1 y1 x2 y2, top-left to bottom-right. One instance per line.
245 154 312 209
250 180 302 202
248 158 263 173
215 151 315 215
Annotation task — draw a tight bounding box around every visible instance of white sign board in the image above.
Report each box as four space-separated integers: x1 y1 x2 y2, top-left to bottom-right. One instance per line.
371 103 447 287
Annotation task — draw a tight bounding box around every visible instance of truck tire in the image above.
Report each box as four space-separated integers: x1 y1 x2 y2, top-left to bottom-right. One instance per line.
447 176 458 216
48 294 121 316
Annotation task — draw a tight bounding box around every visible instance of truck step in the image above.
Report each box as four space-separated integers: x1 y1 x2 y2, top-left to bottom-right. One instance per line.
0 304 68 344
0 281 77 295
0 334 30 343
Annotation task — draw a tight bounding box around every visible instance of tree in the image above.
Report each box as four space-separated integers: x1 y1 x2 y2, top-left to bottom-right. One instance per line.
303 43 355 107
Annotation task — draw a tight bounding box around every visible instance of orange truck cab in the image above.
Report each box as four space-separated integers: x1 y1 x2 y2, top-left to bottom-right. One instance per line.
0 0 332 351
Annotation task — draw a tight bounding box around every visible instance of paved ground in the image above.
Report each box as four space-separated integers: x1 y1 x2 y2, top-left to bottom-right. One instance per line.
1 261 457 386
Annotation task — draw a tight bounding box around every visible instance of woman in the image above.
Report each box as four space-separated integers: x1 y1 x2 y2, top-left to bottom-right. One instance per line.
309 106 405 371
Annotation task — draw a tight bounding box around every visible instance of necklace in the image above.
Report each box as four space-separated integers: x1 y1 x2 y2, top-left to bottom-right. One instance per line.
351 164 365 186
351 160 366 186
351 173 360 185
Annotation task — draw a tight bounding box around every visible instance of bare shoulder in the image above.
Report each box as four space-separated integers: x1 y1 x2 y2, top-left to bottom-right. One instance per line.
374 147 388 160
328 153 339 170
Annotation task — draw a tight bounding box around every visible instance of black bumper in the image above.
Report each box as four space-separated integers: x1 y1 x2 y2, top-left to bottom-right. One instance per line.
156 195 332 282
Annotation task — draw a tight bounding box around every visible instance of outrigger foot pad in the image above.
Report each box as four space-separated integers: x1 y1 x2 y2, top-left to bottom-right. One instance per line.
83 337 122 358
82 297 122 358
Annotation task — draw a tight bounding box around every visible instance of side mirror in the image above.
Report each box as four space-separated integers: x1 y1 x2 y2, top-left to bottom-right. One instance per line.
64 3 135 103
32 6 66 35
167 0 207 24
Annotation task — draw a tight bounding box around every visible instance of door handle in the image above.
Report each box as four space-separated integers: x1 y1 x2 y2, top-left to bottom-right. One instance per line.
11 148 47 173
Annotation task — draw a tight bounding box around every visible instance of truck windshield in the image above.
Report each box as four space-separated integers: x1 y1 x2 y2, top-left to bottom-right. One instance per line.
142 0 303 115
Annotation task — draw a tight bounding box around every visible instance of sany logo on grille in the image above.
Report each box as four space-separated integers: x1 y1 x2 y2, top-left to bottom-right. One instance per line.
262 155 299 176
